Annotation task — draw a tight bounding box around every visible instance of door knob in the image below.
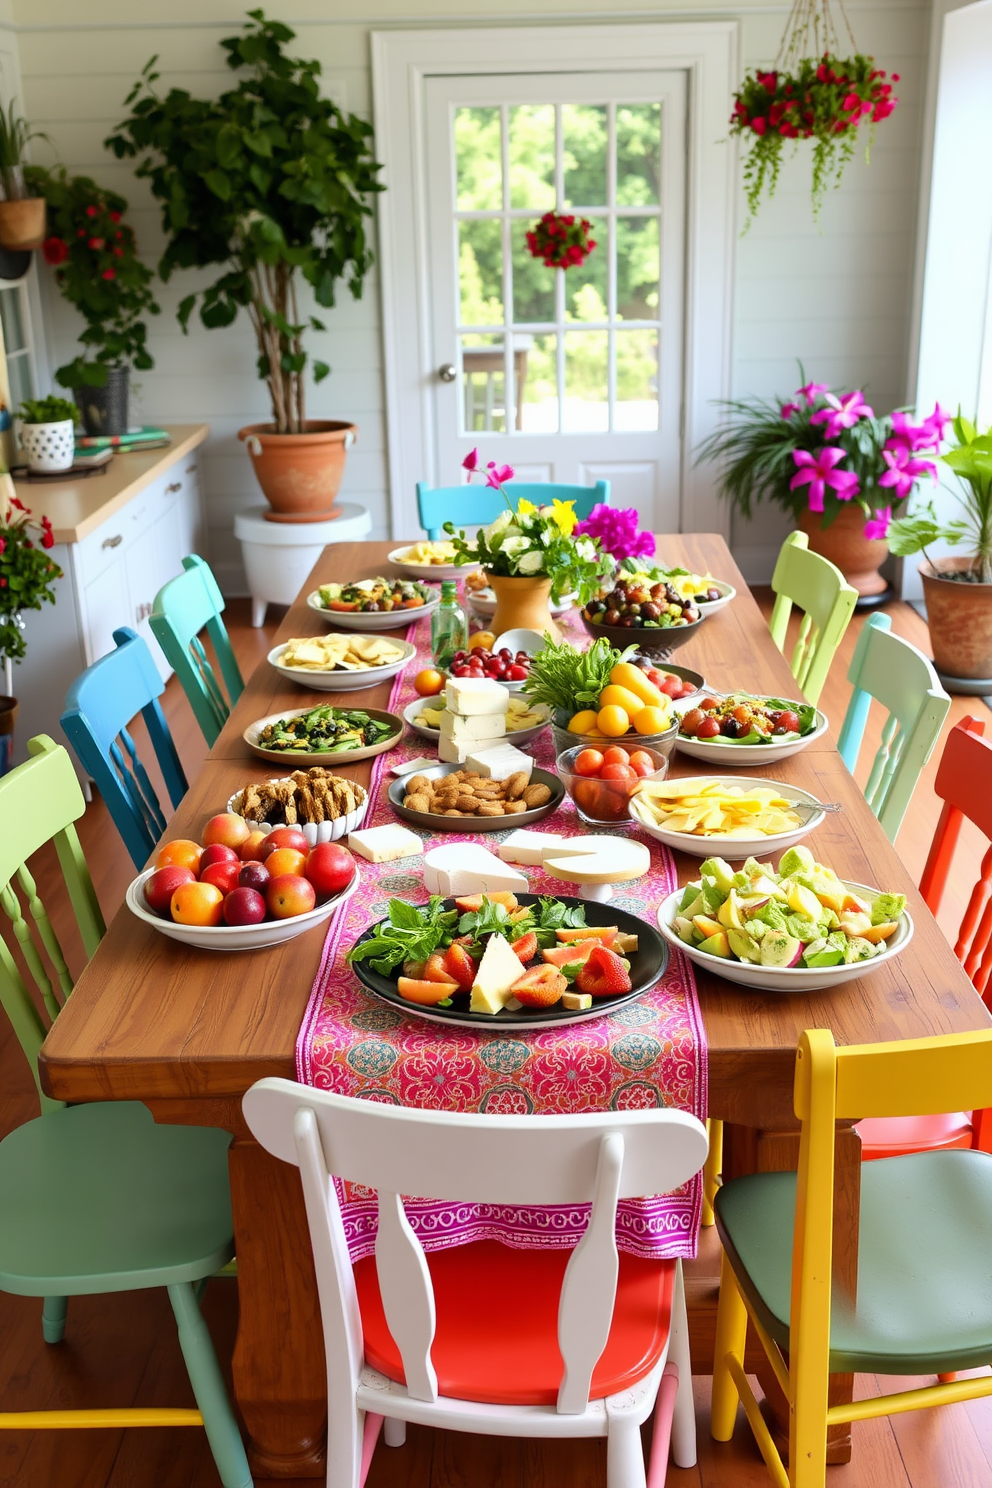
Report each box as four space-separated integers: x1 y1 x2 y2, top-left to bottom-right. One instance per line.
437 363 457 383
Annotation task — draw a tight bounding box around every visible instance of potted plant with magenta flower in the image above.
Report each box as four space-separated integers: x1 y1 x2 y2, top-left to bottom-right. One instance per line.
0 483 61 772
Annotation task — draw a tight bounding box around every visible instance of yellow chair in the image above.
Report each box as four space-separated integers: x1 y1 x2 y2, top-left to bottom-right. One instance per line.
711 1026 992 1487
768 532 858 706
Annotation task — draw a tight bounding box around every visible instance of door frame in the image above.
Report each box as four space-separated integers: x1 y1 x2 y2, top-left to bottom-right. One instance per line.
371 22 739 541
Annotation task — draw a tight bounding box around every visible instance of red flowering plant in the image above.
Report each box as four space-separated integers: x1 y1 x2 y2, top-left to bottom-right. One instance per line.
525 212 597 270
27 166 159 391
0 485 62 672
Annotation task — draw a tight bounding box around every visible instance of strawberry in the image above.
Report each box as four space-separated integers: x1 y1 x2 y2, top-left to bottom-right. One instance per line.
424 952 455 983
442 942 477 991
511 964 567 1008
511 930 538 963
576 946 632 998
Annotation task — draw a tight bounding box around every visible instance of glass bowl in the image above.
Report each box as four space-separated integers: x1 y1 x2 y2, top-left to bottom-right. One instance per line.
556 742 669 825
552 711 678 761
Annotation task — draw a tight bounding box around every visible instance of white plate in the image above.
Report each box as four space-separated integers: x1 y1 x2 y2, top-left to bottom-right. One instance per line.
673 697 829 765
126 865 360 952
696 581 737 614
306 587 440 631
656 880 913 992
402 696 551 746
467 587 574 620
631 775 825 859
227 780 369 844
268 638 416 692
388 546 481 580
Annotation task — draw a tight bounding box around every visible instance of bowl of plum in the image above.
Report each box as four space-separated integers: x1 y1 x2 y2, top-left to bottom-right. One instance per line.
674 692 828 765
581 576 706 657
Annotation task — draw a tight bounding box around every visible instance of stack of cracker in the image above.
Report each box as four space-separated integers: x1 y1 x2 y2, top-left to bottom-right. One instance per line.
437 675 509 764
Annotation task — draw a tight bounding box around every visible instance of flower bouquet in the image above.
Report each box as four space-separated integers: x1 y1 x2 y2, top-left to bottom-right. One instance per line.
525 212 597 270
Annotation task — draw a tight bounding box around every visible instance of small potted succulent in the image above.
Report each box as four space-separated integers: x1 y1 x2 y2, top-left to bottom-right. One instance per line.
0 102 48 251
16 395 78 474
0 483 61 772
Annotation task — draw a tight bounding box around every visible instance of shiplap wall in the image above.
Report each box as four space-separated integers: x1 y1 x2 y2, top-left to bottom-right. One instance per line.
12 0 926 591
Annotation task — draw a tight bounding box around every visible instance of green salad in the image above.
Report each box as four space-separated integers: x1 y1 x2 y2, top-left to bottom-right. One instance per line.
257 707 397 754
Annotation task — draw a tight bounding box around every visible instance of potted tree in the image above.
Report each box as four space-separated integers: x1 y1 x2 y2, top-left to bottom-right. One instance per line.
888 412 992 684
107 9 383 523
29 167 160 436
0 102 48 252
0 481 61 773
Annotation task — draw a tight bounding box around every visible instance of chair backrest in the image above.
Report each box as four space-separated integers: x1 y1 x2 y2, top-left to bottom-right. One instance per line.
244 1079 707 1415
835 613 951 845
149 555 244 748
416 480 611 540
767 531 858 705
61 626 189 870
0 736 105 1113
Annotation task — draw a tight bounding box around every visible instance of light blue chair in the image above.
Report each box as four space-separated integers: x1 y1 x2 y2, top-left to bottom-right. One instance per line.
61 627 188 870
416 479 611 540
150 555 244 749
836 611 952 844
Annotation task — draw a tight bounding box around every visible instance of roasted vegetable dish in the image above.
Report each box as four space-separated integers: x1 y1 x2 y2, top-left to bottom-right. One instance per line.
257 707 397 754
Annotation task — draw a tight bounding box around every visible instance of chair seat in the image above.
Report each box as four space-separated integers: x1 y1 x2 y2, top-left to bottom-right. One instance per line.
354 1237 675 1406
0 1101 235 1295
857 1112 974 1159
715 1149 992 1375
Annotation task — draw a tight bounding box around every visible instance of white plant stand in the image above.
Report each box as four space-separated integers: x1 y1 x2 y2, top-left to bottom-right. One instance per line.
234 502 373 627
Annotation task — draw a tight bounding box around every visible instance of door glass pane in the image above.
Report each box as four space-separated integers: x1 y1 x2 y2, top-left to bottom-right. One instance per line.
508 105 555 210
459 219 503 326
563 330 608 432
0 287 25 353
565 215 607 322
616 216 659 320
616 103 661 206
461 333 508 433
455 106 502 211
516 333 558 432
511 220 555 324
563 104 607 207
615 329 658 430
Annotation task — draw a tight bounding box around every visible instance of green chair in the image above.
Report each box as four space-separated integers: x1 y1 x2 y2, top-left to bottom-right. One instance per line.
768 532 858 706
150 555 244 747
837 612 951 844
0 735 251 1488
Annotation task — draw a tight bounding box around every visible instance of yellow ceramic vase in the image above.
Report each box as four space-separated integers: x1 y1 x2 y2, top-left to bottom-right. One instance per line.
487 572 562 643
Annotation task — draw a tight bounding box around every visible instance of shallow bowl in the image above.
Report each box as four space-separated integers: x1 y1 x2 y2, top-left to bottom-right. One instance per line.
631 775 826 858
126 865 360 952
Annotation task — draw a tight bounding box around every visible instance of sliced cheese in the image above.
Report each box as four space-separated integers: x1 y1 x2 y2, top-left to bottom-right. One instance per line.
543 837 651 886
348 824 423 863
423 844 529 898
445 676 509 717
465 743 534 780
439 709 507 742
469 932 526 1015
499 829 564 866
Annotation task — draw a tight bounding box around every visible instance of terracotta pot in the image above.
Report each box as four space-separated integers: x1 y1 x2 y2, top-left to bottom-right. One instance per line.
920 557 992 681
0 695 17 777
798 504 889 597
237 421 357 523
0 197 45 251
487 572 562 642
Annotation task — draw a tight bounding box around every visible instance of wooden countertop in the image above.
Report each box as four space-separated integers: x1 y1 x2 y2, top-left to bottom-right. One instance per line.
14 424 209 544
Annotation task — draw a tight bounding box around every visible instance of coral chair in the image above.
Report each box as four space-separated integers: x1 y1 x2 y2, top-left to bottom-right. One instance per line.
61 625 188 870
712 1026 992 1488
150 555 244 747
767 531 858 705
244 1079 708 1488
836 612 951 844
416 479 610 540
0 735 251 1487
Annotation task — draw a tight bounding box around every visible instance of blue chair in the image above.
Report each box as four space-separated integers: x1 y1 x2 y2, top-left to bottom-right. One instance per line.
416 480 611 540
150 555 244 749
61 627 188 870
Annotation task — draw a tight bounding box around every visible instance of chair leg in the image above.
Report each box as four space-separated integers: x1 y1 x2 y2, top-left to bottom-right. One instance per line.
646 1364 679 1488
383 1416 407 1446
606 1416 647 1488
701 1120 723 1226
251 597 268 628
668 1262 696 1468
710 1250 747 1441
42 1296 68 1344
168 1282 253 1488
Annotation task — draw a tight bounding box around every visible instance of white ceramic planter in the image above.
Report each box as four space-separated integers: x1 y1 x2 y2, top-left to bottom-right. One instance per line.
18 418 74 473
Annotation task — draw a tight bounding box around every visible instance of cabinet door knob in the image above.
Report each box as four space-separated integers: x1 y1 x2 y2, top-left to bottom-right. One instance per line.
165 481 182 494
102 534 123 549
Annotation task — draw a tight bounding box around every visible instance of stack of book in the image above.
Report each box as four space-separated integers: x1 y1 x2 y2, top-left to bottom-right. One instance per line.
75 426 171 452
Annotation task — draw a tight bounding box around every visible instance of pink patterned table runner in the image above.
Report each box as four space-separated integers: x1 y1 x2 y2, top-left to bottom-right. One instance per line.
295 605 707 1262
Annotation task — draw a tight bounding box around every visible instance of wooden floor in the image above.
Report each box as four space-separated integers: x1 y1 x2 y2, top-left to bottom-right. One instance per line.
2 590 991 1488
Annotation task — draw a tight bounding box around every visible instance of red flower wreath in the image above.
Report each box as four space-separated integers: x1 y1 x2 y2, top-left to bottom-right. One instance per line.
525 212 597 270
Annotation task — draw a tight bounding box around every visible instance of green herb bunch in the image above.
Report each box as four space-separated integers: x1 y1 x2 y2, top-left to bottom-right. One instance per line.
18 395 77 425
522 635 636 714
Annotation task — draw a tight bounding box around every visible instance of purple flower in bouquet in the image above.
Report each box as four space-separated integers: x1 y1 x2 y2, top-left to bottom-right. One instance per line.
573 503 656 562
878 445 937 502
863 505 893 541
790 446 860 513
810 390 874 439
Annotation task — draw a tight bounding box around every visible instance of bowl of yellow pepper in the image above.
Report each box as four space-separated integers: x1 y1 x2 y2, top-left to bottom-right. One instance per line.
550 658 681 757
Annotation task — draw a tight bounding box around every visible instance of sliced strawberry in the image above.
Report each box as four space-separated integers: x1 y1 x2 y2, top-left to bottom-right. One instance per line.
511 964 567 1008
454 891 519 913
542 938 610 968
442 942 477 991
423 952 455 983
575 946 632 998
556 926 617 945
511 930 538 963
396 976 458 1005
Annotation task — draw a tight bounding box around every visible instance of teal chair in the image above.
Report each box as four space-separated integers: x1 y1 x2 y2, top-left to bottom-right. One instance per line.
61 626 188 870
768 531 858 706
416 479 611 540
0 735 251 1486
150 555 244 748
837 612 951 844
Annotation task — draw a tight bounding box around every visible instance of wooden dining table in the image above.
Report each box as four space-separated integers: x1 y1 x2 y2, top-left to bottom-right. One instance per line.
38 534 990 1480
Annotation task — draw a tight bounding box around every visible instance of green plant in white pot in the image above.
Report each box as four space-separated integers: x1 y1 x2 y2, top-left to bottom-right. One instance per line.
16 395 78 474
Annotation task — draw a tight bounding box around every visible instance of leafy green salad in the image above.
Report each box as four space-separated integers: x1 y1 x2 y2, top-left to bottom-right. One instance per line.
257 706 397 754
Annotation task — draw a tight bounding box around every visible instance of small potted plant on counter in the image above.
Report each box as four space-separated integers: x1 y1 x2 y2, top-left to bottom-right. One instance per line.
16 395 78 474
0 102 48 252
0 482 61 772
888 411 992 686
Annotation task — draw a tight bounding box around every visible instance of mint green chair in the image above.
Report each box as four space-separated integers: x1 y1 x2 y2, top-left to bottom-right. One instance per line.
837 612 951 844
768 531 858 706
150 555 244 747
0 735 251 1488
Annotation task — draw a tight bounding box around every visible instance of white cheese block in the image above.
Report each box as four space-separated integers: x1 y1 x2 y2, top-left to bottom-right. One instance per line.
390 755 437 776
347 824 423 863
423 844 529 898
465 743 534 780
499 829 565 866
438 733 471 764
469 932 525 1015
445 676 509 717
543 837 651 885
439 709 507 743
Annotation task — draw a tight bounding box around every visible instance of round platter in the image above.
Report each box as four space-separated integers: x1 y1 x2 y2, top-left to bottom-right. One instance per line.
268 637 416 692
402 697 551 747
306 587 440 631
388 546 481 581
631 775 827 859
350 893 669 1029
243 706 404 767
387 762 564 832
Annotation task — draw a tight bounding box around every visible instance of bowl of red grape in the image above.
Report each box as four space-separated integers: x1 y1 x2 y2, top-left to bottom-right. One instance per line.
674 692 828 765
580 577 706 657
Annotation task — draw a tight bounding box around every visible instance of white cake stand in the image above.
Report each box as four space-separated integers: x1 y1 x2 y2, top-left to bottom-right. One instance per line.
542 837 651 902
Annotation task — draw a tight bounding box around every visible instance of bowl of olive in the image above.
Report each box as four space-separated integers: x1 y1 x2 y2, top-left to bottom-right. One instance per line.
580 576 707 658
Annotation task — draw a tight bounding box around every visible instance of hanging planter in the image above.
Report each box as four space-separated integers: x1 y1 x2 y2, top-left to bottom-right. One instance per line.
729 0 898 223
525 212 597 270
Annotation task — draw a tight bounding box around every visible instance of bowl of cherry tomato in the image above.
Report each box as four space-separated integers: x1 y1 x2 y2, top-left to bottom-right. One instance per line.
557 742 669 825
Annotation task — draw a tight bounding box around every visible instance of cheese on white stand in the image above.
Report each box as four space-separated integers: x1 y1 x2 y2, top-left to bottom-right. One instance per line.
465 743 534 780
498 829 564 865
469 932 527 1014
422 844 528 897
543 837 650 884
348 824 423 863
445 676 509 716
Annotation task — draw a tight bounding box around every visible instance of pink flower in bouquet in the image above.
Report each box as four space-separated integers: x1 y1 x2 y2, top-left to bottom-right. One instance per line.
462 448 480 473
863 506 893 541
878 445 937 502
810 390 874 438
790 446 859 513
573 504 656 562
485 461 514 489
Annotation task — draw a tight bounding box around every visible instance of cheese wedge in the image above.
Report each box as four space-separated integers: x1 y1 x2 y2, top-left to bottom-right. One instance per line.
469 932 526 1014
423 844 529 898
439 710 507 742
348 824 423 863
498 829 564 866
465 743 534 780
445 676 509 716
543 837 651 885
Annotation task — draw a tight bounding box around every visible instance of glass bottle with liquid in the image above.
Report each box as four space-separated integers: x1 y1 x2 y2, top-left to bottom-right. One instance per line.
431 581 468 672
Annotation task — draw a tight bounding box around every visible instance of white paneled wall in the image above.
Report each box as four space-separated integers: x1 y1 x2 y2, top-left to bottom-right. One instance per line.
12 0 928 590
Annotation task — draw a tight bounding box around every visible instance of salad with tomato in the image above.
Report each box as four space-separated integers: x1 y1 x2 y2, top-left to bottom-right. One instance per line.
316 577 432 614
678 693 818 744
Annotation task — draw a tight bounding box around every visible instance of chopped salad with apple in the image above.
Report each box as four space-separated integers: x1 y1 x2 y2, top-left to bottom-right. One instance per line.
671 845 907 970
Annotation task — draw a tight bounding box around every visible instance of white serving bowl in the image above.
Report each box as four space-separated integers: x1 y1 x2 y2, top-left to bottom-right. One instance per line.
402 696 551 746
268 637 416 692
631 775 826 859
388 546 481 580
696 580 736 614
306 588 440 631
126 865 360 952
673 697 829 766
656 880 913 993
226 782 369 845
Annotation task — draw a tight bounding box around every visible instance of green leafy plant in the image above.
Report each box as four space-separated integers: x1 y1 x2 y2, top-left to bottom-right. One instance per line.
18 395 77 425
888 413 992 584
106 9 384 435
0 490 62 668
523 635 636 714
28 167 159 390
0 100 49 199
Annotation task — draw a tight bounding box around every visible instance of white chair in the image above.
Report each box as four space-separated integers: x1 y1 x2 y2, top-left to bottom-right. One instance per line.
243 1081 708 1488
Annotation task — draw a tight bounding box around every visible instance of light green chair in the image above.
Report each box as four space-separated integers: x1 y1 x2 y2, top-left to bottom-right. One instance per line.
768 531 858 705
150 555 244 747
0 735 251 1488
837 612 951 844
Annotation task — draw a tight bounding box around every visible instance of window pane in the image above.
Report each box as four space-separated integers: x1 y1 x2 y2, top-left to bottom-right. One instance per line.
461 334 508 434
565 216 607 323
455 106 502 211
615 329 658 430
7 350 33 406
616 216 659 320
511 220 555 324
563 104 607 207
616 103 661 206
459 219 503 326
516 333 558 433
508 105 556 210
0 287 25 353
563 330 608 432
